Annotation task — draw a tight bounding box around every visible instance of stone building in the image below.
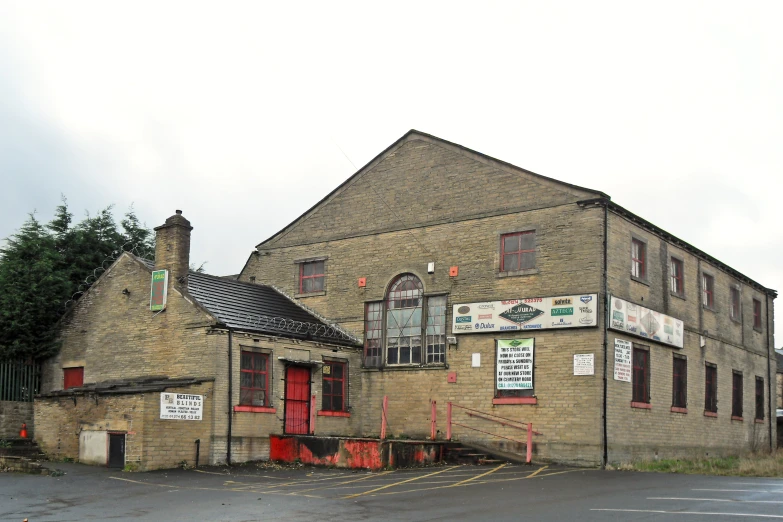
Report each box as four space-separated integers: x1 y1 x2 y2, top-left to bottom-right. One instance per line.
241 130 777 466
35 211 362 470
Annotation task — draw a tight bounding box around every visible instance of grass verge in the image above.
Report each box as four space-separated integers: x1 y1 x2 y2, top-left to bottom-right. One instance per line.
611 449 783 477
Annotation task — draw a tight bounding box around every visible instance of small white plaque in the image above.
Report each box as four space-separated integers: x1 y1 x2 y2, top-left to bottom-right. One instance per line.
471 353 481 367
573 353 594 376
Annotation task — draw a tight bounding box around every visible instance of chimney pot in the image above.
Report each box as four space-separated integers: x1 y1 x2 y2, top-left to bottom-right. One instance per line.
176 210 182 215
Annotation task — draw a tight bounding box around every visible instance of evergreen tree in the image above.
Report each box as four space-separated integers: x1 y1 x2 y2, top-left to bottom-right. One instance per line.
0 214 70 360
121 205 155 259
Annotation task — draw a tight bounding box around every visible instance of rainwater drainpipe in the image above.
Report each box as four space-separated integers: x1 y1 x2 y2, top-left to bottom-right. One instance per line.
765 296 772 452
602 201 609 468
227 327 233 465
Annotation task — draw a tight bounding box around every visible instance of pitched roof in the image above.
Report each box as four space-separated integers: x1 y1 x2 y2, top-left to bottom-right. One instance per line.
138 258 360 347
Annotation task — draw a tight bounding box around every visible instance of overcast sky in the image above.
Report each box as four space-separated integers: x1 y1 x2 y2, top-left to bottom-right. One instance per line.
1 2 780 344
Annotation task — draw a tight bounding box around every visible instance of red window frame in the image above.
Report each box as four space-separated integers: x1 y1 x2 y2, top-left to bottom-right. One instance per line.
322 361 347 412
702 274 714 308
755 377 764 421
632 347 650 403
500 231 535 272
730 286 740 319
731 371 743 419
631 239 646 279
298 260 325 294
672 356 687 409
753 299 762 329
240 351 270 407
670 257 683 294
63 367 84 390
705 363 718 413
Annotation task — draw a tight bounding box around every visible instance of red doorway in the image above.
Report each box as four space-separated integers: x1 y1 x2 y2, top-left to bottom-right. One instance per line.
284 366 311 434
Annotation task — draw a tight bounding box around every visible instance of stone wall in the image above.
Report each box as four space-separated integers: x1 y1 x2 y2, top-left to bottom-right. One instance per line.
0 401 33 439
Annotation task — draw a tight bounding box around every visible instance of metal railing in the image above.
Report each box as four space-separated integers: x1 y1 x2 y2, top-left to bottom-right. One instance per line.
0 359 41 402
447 402 541 463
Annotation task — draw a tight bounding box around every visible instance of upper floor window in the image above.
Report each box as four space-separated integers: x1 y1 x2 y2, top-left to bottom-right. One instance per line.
670 257 684 296
730 286 741 320
299 260 325 294
63 367 84 390
364 274 447 368
702 273 715 309
500 231 535 272
631 239 646 279
753 299 763 330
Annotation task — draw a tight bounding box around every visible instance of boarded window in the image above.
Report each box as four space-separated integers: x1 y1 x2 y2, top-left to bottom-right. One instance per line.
500 231 535 271
670 257 684 295
631 239 646 279
755 377 764 421
240 351 269 407
672 356 687 409
63 367 84 390
322 361 347 412
632 347 650 403
299 260 325 293
732 371 743 419
705 364 718 413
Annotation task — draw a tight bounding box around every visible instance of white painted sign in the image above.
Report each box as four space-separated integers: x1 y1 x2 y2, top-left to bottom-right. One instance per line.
496 339 534 390
472 353 481 367
609 296 684 348
573 353 595 376
160 393 203 420
613 339 632 382
452 294 598 334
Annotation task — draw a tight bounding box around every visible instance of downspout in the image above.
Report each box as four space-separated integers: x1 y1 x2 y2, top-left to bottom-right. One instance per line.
765 295 772 452
602 201 609 468
227 328 233 465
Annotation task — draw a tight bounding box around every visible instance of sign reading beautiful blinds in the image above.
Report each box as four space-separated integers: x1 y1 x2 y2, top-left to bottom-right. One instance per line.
452 294 598 334
609 296 684 348
150 269 168 311
496 339 534 390
160 393 203 420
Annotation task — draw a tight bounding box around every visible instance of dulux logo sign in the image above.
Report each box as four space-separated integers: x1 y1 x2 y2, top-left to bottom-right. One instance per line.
580 296 593 304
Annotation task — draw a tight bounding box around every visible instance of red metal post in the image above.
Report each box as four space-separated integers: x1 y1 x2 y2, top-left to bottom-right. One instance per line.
431 400 437 441
380 395 388 439
446 402 452 440
526 423 533 464
309 394 316 435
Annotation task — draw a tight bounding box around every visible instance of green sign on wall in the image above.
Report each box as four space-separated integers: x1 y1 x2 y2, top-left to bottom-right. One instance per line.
150 270 168 311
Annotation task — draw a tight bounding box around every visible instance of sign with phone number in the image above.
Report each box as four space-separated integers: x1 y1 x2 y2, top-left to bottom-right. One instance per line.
160 392 203 420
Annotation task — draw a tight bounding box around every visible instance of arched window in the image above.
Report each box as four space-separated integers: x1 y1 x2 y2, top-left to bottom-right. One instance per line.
364 274 447 367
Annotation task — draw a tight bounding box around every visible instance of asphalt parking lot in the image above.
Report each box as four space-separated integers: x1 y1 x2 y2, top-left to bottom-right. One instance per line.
1 462 782 521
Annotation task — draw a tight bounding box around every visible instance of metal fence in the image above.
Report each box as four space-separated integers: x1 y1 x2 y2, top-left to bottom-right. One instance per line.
0 360 41 402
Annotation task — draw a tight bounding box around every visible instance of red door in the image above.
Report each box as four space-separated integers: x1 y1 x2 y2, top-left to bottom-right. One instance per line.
284 366 311 434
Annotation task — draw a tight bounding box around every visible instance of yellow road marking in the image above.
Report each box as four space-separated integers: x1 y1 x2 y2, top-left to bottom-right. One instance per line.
342 466 459 499
447 464 506 488
525 465 549 479
109 476 326 498
295 470 395 493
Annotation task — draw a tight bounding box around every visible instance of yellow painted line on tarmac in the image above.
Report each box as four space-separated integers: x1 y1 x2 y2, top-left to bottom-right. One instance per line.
525 465 549 479
447 464 506 488
109 476 326 498
342 466 459 499
295 470 396 493
471 468 581 485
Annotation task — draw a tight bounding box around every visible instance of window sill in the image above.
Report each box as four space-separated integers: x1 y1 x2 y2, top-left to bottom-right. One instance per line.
704 411 718 418
670 292 686 301
630 276 649 286
493 397 537 405
755 418 765 424
731 415 743 422
730 316 741 324
317 411 350 417
631 402 651 409
233 405 276 414
702 305 716 313
496 268 539 279
295 291 326 298
753 327 763 333
670 407 688 414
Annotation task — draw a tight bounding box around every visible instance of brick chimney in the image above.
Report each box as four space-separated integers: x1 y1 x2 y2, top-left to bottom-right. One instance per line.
154 210 193 285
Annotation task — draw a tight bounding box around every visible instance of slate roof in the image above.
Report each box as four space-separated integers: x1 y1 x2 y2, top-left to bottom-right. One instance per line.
39 376 214 398
137 257 360 347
